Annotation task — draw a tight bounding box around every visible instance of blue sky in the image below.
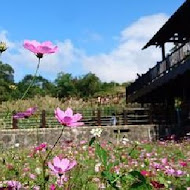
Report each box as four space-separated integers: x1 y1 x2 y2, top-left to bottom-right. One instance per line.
0 0 185 83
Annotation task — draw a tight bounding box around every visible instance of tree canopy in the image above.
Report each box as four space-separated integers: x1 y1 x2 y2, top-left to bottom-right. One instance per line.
0 62 129 103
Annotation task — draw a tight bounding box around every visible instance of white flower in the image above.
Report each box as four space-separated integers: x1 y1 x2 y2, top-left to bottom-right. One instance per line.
95 163 102 172
82 145 88 150
15 143 20 148
122 138 129 145
90 128 103 137
35 167 42 175
0 182 3 187
141 164 145 168
134 141 140 145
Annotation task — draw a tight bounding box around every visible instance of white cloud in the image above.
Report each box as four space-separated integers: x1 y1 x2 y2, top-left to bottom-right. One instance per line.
0 30 15 49
0 13 169 83
82 13 169 83
120 14 168 41
80 30 103 43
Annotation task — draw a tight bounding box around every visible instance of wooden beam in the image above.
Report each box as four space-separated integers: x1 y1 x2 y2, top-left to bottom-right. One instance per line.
161 43 166 60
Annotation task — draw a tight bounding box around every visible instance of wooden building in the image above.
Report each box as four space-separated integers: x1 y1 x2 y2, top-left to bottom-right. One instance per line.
126 0 190 138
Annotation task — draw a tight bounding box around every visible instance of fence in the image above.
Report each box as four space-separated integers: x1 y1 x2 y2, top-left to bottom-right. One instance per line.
0 107 152 129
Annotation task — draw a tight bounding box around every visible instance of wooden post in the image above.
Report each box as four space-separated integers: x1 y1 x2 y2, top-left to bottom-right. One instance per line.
12 117 18 129
41 110 46 128
123 109 127 125
97 109 101 126
149 105 153 124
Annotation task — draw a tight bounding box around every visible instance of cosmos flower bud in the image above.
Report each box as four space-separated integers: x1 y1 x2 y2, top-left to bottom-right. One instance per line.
0 41 7 53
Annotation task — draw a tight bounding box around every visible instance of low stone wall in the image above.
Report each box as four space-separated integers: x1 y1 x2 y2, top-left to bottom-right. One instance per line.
0 125 157 148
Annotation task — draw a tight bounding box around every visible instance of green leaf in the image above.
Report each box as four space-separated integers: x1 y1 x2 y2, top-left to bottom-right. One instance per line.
107 162 114 171
129 171 146 183
89 137 96 146
95 143 108 166
128 171 152 190
102 171 115 182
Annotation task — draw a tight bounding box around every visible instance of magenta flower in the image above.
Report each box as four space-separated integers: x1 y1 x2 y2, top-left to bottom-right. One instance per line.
7 180 22 189
140 170 151 177
50 184 56 190
48 156 77 176
13 107 37 119
34 142 48 152
23 40 58 58
179 161 188 167
55 107 84 127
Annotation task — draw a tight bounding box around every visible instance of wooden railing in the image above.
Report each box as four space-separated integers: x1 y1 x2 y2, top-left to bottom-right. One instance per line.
128 42 190 95
0 107 152 129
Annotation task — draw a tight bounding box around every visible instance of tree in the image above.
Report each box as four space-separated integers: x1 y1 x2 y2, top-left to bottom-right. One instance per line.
0 61 15 102
55 72 77 98
76 72 101 98
17 74 56 99
0 61 14 83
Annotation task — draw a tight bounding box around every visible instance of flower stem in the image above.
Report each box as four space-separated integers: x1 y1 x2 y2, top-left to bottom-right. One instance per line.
20 57 41 100
2 57 41 122
42 126 64 190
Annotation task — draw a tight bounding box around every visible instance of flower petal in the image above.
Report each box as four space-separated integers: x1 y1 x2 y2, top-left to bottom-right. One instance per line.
72 113 82 122
64 108 73 117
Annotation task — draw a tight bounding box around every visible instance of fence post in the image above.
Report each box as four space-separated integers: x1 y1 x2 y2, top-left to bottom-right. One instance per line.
123 109 127 125
97 109 101 126
12 117 18 129
41 110 46 128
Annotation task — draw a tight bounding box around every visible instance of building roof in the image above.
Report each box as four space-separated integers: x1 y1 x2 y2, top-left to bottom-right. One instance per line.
143 0 190 49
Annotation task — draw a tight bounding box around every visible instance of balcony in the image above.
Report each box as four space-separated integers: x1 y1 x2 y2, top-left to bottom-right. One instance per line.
127 42 190 102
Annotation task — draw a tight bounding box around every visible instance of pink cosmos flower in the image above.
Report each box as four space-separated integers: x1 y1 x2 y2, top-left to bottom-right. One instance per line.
34 142 48 152
80 140 87 145
175 170 186 177
165 168 186 177
55 107 84 127
29 173 36 180
33 186 40 190
50 184 56 190
7 180 22 189
23 40 58 58
140 170 152 177
179 161 188 167
48 156 77 176
13 107 37 119
161 158 168 165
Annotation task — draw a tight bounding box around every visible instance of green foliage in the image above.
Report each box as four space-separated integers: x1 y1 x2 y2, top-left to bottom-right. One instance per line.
76 72 101 97
0 61 14 82
89 137 96 146
0 62 127 102
55 72 77 98
95 143 108 167
17 74 56 99
0 61 15 102
128 171 152 190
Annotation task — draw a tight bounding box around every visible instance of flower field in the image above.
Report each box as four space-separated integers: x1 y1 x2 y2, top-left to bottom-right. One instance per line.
0 137 190 189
